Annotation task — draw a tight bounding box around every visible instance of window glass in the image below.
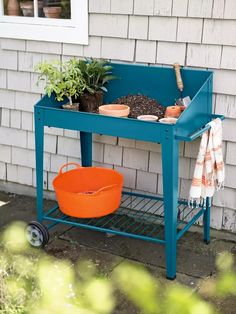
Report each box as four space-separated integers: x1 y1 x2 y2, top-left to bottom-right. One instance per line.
42 0 71 19
3 0 71 19
0 0 88 45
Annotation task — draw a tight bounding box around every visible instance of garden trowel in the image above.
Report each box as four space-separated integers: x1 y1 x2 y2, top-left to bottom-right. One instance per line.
173 63 191 108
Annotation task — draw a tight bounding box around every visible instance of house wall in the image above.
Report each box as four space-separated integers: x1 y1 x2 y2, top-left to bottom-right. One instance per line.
0 0 236 232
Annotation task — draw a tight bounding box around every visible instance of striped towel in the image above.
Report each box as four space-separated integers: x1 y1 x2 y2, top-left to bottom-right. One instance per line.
189 118 225 208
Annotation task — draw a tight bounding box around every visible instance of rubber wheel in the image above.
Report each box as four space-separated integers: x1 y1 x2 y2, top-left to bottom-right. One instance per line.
25 221 49 248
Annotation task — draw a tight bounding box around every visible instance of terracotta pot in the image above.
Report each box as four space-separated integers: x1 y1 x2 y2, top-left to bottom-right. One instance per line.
7 0 20 16
20 1 34 17
179 105 187 112
137 115 158 122
159 118 177 124
99 104 130 117
43 6 61 18
79 91 103 113
62 103 79 111
164 106 182 118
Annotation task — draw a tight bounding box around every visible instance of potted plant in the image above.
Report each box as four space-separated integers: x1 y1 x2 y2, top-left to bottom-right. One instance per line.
7 0 20 16
20 0 34 17
60 0 70 19
43 0 61 18
19 0 43 17
77 58 117 112
35 58 86 110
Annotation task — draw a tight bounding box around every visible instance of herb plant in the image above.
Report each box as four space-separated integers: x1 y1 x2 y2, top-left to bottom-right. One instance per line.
77 58 117 95
36 58 86 106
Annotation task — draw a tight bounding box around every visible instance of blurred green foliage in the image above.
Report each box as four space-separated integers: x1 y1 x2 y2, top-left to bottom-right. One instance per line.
0 222 235 314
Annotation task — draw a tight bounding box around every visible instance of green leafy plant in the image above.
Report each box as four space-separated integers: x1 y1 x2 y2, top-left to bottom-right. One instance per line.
1 222 236 314
77 58 117 95
35 58 86 106
61 0 70 18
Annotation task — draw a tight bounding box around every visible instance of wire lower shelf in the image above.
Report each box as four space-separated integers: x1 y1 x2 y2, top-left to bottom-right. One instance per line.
43 191 205 244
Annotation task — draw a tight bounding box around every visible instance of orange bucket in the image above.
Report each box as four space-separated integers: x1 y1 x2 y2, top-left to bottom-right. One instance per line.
52 163 124 218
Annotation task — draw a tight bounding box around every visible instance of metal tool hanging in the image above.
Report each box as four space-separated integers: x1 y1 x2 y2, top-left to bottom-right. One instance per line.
173 63 191 107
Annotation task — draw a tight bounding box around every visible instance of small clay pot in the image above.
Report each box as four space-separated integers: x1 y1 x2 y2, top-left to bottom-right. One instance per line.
137 115 158 122
159 118 177 124
62 103 79 111
164 106 182 118
43 6 62 18
179 105 187 112
99 104 130 117
7 0 20 15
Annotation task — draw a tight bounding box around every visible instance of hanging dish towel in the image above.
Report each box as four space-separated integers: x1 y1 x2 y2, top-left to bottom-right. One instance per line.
189 118 225 208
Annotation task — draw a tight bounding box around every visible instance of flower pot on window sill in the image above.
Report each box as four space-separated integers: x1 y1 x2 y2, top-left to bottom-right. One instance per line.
7 0 20 16
43 6 61 18
20 1 34 17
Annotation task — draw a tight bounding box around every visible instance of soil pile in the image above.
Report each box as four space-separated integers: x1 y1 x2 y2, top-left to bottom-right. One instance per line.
112 94 166 119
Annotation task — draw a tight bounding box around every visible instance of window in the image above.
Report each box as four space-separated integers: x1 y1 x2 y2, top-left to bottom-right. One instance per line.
0 0 88 44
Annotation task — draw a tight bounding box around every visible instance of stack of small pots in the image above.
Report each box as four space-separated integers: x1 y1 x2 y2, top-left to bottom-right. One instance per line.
43 0 61 18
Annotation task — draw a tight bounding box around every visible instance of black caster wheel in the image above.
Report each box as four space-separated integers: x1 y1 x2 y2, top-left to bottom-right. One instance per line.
26 221 50 248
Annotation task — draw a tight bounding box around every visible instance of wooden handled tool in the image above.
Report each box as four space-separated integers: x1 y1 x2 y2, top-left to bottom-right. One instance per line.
173 63 184 92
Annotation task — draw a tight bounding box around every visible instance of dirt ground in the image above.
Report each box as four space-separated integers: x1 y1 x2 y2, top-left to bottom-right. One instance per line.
0 191 235 313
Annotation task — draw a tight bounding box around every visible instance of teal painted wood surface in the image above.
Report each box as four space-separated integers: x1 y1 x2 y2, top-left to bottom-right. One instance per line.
34 62 220 280
36 62 214 141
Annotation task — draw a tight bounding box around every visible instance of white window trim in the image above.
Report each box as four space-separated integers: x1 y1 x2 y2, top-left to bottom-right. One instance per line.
0 0 88 44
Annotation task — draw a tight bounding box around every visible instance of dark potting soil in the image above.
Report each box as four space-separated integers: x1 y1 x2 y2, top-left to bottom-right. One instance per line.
112 94 166 119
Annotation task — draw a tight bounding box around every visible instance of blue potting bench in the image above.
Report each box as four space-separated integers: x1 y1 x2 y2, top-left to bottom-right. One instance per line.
33 63 224 279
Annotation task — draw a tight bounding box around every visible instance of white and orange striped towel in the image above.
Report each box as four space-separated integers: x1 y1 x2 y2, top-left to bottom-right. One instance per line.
189 118 225 208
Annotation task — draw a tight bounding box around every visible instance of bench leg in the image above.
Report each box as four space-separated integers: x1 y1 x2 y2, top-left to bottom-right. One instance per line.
80 131 92 167
162 139 179 280
203 197 211 244
35 109 44 223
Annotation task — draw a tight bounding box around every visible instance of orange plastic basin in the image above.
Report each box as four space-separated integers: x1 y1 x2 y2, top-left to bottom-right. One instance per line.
53 163 124 218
